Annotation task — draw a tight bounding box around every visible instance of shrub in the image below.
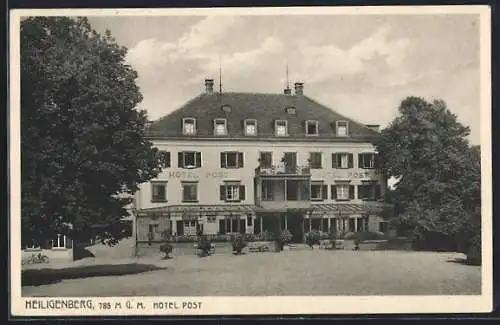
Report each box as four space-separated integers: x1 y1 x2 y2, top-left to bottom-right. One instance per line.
244 233 256 243
279 229 293 249
197 232 213 257
159 243 173 259
345 231 388 242
305 230 320 249
466 232 481 265
231 233 247 255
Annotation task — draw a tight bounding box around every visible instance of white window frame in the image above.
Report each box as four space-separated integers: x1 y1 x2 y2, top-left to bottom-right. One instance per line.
52 234 66 249
275 120 288 136
182 117 197 135
336 120 349 137
151 181 167 202
310 183 323 201
181 182 198 202
309 152 322 169
222 151 242 168
336 184 350 200
214 118 227 136
181 151 199 169
244 119 257 136
360 153 376 169
225 185 240 202
339 153 349 169
306 120 319 136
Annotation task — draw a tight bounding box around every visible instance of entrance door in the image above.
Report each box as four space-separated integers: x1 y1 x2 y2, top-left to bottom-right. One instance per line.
283 152 297 173
176 220 184 236
287 212 304 243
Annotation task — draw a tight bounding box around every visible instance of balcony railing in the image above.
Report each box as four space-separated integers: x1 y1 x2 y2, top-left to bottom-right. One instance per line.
255 164 311 177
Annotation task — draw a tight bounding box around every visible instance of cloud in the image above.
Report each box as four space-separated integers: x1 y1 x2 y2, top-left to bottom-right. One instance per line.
296 26 412 84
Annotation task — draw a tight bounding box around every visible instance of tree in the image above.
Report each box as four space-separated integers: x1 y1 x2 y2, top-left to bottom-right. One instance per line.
374 97 481 251
21 17 166 246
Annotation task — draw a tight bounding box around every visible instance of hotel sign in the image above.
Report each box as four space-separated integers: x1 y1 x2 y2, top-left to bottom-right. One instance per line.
166 170 229 179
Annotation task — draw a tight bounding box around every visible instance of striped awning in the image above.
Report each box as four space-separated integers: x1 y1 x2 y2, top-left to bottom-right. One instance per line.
136 204 256 217
310 202 386 217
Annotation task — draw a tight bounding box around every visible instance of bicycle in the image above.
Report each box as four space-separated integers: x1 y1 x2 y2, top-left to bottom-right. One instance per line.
22 252 50 265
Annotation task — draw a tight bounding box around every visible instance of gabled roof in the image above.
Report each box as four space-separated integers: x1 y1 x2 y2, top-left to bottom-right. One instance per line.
146 92 379 142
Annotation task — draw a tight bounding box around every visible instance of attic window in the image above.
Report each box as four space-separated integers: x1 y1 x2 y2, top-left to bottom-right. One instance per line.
214 118 227 136
221 105 232 113
306 120 319 136
336 120 349 137
286 107 296 115
183 118 196 135
244 119 257 136
275 120 288 137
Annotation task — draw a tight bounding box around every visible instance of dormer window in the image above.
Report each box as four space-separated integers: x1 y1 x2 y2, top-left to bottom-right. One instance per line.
306 120 319 136
336 120 349 137
214 118 227 136
286 106 296 115
244 119 257 136
275 120 288 137
183 118 196 135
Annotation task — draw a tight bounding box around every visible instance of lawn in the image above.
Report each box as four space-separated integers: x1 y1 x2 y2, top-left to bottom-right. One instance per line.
21 248 481 297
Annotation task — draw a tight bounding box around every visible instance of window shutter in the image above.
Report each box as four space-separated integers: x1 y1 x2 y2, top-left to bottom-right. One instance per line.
238 152 244 168
322 185 328 200
220 152 227 168
178 152 183 168
196 152 202 168
348 154 353 168
375 185 381 199
331 185 337 200
332 154 338 168
358 154 363 168
165 152 171 168
220 185 226 201
349 185 355 200
239 185 246 201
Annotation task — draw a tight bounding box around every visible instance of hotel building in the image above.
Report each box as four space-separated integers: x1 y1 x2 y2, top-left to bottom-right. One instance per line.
134 79 390 243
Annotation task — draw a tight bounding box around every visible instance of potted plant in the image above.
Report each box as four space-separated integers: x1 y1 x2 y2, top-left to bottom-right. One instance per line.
196 229 213 257
159 229 173 259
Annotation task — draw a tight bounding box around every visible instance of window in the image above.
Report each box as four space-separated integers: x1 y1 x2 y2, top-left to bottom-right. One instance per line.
309 152 322 169
332 153 353 169
336 120 349 137
286 106 296 115
151 182 167 202
220 183 245 202
259 152 272 168
306 120 319 136
182 182 198 202
183 118 196 135
334 184 355 201
214 118 227 136
178 151 202 169
244 119 257 136
310 183 328 201
358 182 381 201
220 152 244 168
156 151 171 168
51 234 66 249
359 153 377 169
247 215 253 226
261 180 274 201
207 216 217 223
275 120 288 136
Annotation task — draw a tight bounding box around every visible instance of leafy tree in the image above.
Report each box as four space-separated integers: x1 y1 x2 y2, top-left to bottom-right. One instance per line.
375 97 481 251
21 17 166 246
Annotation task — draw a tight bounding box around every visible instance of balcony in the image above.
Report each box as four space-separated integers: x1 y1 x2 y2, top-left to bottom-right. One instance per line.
255 178 312 211
255 164 311 179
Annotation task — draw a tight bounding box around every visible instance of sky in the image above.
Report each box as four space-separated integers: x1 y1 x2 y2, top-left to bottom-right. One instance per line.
89 13 481 144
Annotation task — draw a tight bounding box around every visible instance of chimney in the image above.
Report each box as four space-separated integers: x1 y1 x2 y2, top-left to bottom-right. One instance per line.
294 82 304 96
365 124 380 132
204 79 214 94
284 87 292 95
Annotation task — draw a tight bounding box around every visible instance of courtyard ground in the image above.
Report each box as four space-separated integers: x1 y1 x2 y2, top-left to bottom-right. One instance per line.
21 245 481 297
